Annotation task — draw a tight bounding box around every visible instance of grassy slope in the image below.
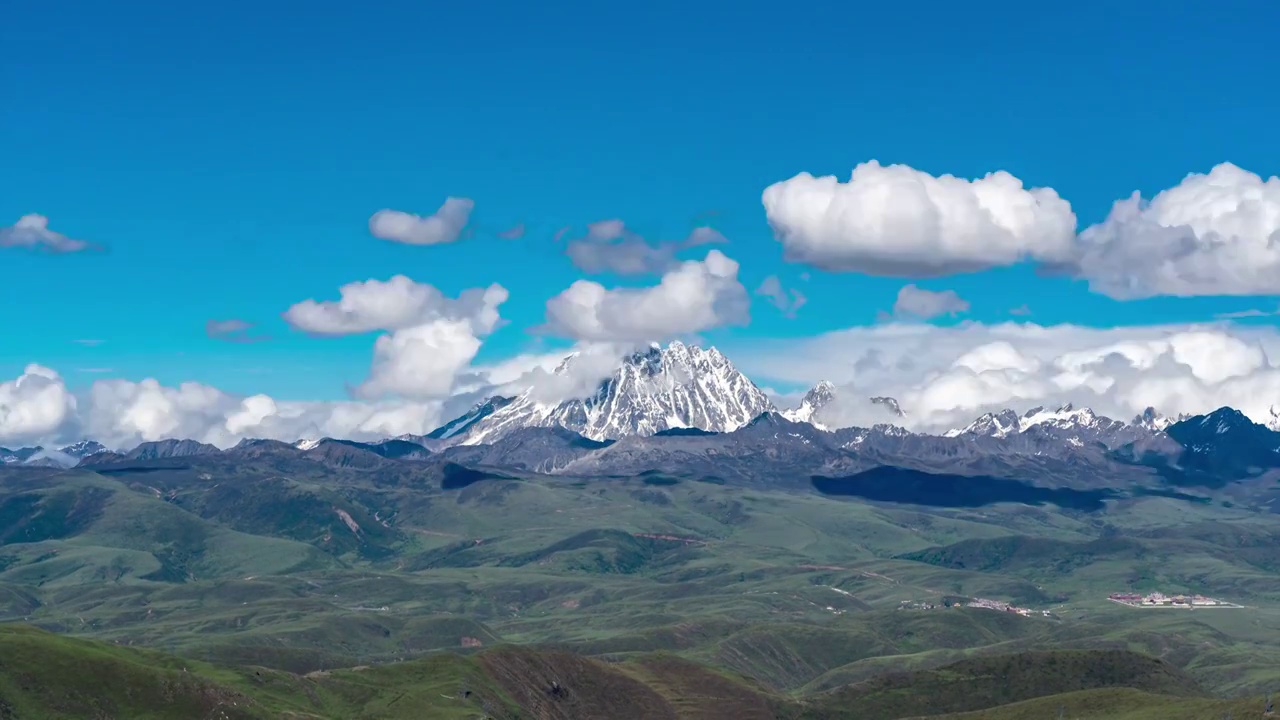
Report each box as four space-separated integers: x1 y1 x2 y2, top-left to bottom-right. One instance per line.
1 625 1265 720
923 688 1267 720
5 464 1280 699
816 649 1198 720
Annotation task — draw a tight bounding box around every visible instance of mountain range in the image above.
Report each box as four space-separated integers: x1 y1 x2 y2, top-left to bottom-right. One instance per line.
6 342 1280 490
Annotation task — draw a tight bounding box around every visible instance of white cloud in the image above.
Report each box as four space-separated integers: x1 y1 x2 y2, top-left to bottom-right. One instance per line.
727 321 1280 432
75 376 446 449
566 233 677 275
16 319 1280 448
355 319 485 400
1070 163 1280 298
368 197 474 246
0 215 92 253
0 365 78 445
891 284 970 320
283 276 507 337
506 344 634 406
284 277 509 401
544 249 749 342
755 275 807 318
762 160 1076 276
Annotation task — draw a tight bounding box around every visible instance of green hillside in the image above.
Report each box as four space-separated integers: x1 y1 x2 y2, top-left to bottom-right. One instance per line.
0 625 1265 720
4 461 1280 714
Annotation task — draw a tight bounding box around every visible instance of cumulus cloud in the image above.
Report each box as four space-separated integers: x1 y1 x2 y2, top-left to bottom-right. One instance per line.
0 343 624 449
354 319 486 400
284 277 510 401
518 345 631 405
755 275 807 318
0 369 447 450
762 160 1076 276
368 197 474 246
0 365 78 445
206 319 270 343
728 321 1280 432
283 276 508 337
1069 163 1280 298
1009 304 1032 317
890 284 970 320
565 221 731 276
544 250 749 342
453 343 636 407
21 318 1280 448
0 215 93 253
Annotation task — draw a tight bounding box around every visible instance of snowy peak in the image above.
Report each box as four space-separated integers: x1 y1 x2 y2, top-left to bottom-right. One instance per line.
0 440 109 467
945 403 1147 450
781 381 837 428
780 381 904 430
427 396 515 440
438 342 775 444
1181 407 1263 438
60 440 108 459
1019 404 1107 432
946 408 1023 438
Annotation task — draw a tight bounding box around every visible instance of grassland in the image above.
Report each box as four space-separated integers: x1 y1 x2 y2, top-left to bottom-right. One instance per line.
1 625 1268 719
3 457 1280 716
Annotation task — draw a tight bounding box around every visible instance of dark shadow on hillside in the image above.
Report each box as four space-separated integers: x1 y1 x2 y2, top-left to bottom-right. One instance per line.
440 463 514 490
95 465 188 475
811 467 1115 511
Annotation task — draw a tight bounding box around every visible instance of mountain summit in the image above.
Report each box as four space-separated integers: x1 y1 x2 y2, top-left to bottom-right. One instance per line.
437 341 774 444
944 403 1162 450
781 381 837 427
780 381 904 430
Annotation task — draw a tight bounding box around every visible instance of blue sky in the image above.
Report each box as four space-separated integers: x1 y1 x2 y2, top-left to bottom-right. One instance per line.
5 0 1280 404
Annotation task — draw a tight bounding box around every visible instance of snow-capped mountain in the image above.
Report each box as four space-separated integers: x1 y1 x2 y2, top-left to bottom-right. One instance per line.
944 403 1161 450
1161 407 1280 479
435 341 774 444
948 404 1107 438
780 382 903 430
425 396 516 441
781 381 837 428
1 440 111 467
946 409 1023 438
60 440 108 459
